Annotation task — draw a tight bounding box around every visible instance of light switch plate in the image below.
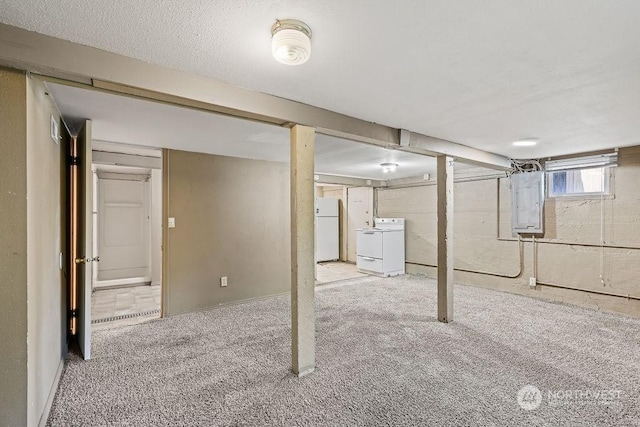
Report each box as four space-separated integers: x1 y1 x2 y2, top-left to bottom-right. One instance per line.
168 217 176 228
221 276 228 287
50 115 59 144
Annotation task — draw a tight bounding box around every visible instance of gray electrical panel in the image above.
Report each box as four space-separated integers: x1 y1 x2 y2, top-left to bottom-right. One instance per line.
511 171 545 234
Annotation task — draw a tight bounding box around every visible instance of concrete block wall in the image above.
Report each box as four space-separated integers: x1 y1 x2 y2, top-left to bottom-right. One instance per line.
377 146 640 318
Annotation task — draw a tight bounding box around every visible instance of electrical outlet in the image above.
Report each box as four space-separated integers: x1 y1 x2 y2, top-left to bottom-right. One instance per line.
529 277 537 287
220 276 228 287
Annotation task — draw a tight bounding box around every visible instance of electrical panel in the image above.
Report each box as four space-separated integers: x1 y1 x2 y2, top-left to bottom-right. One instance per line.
511 171 545 234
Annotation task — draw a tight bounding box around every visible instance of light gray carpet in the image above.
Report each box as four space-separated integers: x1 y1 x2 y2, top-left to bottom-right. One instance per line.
47 275 640 426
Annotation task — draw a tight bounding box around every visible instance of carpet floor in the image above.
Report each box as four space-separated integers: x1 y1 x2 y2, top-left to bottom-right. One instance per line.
47 275 640 426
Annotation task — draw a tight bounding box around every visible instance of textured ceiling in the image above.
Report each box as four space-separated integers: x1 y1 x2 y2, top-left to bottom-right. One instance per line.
5 1 640 158
47 83 436 180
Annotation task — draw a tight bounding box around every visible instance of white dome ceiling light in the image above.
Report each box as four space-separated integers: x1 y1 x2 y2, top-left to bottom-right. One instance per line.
271 19 312 65
512 139 538 147
380 163 399 173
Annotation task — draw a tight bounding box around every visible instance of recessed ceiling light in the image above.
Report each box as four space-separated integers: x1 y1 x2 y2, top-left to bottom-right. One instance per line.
271 19 312 65
513 139 538 147
380 162 398 173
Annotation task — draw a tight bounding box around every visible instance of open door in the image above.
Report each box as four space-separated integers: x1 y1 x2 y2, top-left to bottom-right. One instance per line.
76 120 93 360
346 187 373 263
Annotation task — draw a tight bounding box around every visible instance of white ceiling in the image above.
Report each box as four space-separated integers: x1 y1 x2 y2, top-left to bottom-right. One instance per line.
47 83 436 180
5 1 640 158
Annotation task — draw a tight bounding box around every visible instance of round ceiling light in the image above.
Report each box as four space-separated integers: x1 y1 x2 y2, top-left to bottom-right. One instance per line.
381 163 399 173
512 139 538 147
271 19 312 65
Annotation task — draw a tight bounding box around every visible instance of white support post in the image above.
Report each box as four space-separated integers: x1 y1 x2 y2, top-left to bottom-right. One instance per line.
290 124 316 376
437 155 454 323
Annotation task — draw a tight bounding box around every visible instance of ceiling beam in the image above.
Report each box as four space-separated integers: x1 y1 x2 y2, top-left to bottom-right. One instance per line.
314 174 385 187
0 23 510 169
399 130 511 170
0 23 395 146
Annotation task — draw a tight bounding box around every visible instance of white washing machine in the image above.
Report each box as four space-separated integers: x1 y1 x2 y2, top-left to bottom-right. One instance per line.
356 218 405 277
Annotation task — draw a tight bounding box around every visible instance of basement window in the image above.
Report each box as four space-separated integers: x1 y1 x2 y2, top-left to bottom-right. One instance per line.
545 153 617 198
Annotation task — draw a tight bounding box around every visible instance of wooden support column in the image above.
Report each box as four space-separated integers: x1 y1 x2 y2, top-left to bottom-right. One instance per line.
437 155 454 323
290 124 316 376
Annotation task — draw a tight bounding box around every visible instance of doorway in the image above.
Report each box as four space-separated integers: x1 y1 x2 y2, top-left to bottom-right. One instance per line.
95 166 152 287
314 184 371 284
90 143 163 330
346 186 374 263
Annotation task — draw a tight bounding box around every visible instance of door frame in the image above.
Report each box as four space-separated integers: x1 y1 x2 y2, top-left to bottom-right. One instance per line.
345 186 374 263
94 168 153 288
72 120 93 360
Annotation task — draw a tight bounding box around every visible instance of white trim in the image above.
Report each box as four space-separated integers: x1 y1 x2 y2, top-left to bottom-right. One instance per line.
96 174 152 284
547 166 612 198
545 153 618 171
93 151 162 170
94 276 151 288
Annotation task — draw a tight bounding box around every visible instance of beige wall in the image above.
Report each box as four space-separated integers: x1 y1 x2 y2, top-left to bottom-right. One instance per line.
319 186 343 200
164 150 290 316
26 77 65 426
377 147 640 317
0 70 65 426
0 68 29 426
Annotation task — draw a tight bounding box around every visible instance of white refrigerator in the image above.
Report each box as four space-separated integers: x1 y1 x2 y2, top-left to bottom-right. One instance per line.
315 198 339 262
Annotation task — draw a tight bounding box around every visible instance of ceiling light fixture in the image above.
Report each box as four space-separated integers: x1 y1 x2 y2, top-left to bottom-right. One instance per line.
512 139 538 147
271 19 312 65
381 162 398 173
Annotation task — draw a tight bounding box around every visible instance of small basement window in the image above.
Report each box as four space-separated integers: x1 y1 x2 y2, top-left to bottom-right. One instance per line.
545 153 617 198
547 167 609 197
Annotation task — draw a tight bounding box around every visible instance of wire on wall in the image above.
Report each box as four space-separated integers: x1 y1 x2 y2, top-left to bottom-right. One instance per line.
406 225 524 280
508 159 543 175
